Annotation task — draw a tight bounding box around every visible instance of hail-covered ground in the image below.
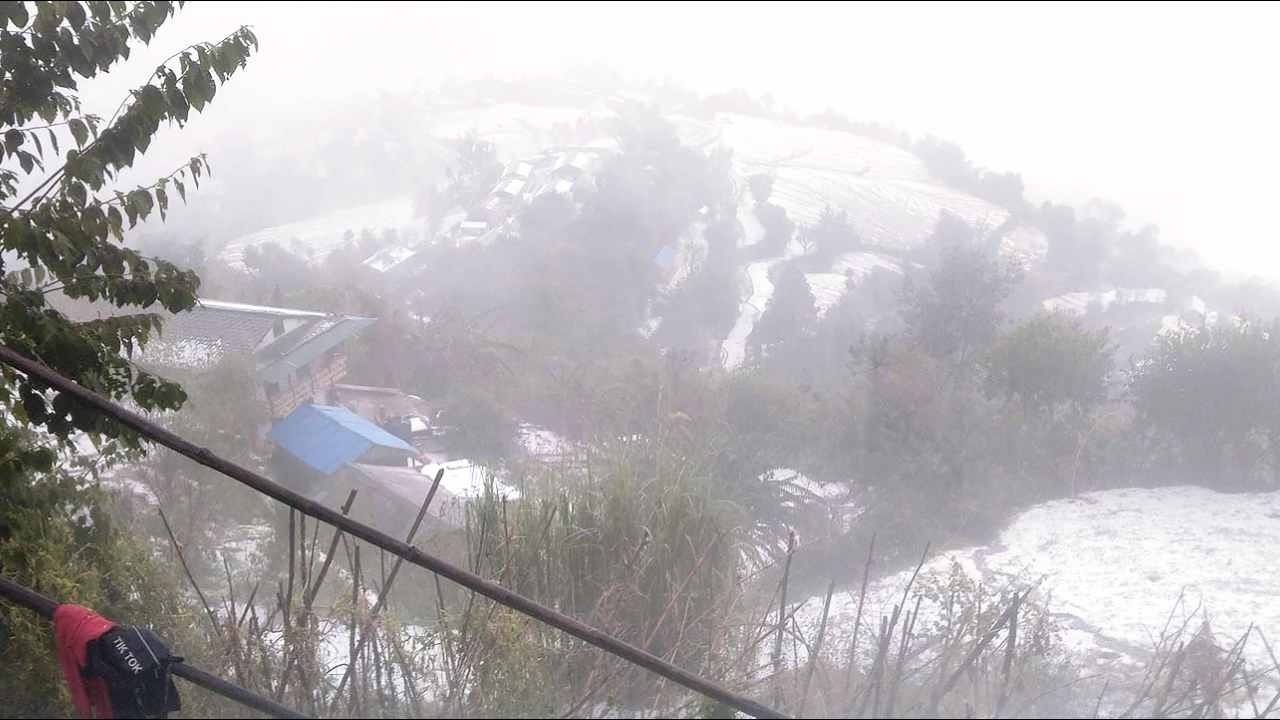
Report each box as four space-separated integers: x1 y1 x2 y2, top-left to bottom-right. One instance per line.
219 195 425 269
780 485 1280 703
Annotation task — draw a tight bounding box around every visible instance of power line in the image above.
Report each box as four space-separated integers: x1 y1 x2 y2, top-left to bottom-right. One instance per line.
0 575 309 719
0 344 788 720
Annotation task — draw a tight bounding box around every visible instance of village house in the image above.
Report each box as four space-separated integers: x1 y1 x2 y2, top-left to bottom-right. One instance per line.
54 296 378 434
268 402 463 544
131 299 376 419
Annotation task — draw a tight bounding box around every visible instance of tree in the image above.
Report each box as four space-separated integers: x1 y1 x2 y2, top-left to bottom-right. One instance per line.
912 136 977 193
986 313 1113 420
976 170 1032 218
799 204 860 266
749 261 817 358
899 246 1019 367
0 3 255 712
753 202 794 257
1040 200 1113 288
747 172 773 206
1128 317 1280 488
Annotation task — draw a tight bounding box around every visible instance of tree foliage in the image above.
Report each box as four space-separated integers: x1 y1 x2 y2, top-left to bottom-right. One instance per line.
0 0 256 447
0 4 255 712
1128 317 1280 487
747 172 773 206
986 313 1113 419
798 204 860 267
899 245 1019 367
749 261 817 358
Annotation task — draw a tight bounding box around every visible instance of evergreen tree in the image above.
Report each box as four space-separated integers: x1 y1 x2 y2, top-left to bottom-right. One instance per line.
749 261 817 359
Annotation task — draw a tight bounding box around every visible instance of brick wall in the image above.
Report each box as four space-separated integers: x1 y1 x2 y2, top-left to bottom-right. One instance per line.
267 353 349 418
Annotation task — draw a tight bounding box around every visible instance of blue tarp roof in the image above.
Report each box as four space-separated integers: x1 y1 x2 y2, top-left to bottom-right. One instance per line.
651 245 678 271
269 403 416 475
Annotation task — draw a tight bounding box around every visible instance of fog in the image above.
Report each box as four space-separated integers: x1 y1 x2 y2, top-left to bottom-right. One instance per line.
85 0 1280 281
9 3 1280 718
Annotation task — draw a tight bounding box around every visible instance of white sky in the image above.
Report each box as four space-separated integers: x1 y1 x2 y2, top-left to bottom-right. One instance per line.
76 1 1280 281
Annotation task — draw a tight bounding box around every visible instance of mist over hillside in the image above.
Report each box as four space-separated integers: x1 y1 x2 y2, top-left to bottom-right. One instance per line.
5 5 1280 718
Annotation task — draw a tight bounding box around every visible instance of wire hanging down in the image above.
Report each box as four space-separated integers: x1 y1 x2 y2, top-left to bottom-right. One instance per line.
0 344 789 720
0 575 310 719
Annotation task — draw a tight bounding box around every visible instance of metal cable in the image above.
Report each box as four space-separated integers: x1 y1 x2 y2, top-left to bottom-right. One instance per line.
0 344 787 719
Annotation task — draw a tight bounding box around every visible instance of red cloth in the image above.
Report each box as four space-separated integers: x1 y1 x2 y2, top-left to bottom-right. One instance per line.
53 604 116 719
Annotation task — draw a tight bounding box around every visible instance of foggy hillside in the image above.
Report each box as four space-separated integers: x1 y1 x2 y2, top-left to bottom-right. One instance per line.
4 4 1280 719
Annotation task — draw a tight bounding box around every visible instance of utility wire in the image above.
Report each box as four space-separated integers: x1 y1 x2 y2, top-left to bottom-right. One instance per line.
0 574 309 719
0 344 788 720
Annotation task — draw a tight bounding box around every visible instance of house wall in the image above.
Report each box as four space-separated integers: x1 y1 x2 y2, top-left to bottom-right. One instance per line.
266 351 349 418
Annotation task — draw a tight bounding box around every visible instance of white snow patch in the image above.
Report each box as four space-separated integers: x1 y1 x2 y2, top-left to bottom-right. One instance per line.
1042 288 1168 316
363 246 417 273
419 459 518 500
788 485 1280 692
517 424 577 463
721 260 779 370
831 251 903 279
685 112 1050 260
221 196 420 269
804 273 849 318
216 523 274 576
737 204 766 248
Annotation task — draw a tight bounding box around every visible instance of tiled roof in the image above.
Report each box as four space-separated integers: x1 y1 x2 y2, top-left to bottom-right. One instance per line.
51 294 374 376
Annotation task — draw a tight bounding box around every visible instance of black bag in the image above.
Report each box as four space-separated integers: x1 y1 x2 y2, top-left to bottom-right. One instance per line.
85 625 183 719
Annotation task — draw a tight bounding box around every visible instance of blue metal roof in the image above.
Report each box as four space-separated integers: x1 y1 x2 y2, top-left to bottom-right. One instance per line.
269 403 416 475
651 245 678 271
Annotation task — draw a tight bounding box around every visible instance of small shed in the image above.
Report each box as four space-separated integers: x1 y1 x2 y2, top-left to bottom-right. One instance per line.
269 403 418 475
322 463 465 544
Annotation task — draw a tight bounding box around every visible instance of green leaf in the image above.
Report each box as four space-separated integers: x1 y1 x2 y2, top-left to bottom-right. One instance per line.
66 0 86 29
67 180 87 207
6 1 29 28
68 118 89 147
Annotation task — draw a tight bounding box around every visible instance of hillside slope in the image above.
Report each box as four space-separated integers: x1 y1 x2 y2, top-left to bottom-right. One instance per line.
787 485 1280 707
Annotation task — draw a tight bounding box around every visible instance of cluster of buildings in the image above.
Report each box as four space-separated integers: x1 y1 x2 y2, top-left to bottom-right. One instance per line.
66 296 465 540
450 145 613 246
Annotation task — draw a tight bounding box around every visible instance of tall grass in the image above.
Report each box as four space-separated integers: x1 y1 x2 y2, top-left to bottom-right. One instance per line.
446 430 745 714
95 433 1280 719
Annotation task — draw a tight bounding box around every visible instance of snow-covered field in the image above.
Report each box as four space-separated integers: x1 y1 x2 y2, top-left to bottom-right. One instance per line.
418 100 1049 267
1042 287 1168 316
674 113 1049 262
788 485 1280 694
805 273 849 318
721 260 780 370
221 196 424 268
831 250 905 279
517 423 577 464
425 102 614 164
417 458 518 500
